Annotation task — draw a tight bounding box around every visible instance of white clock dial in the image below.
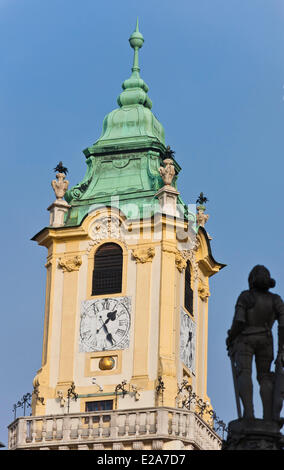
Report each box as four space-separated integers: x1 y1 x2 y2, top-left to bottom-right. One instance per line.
79 297 131 352
180 308 196 373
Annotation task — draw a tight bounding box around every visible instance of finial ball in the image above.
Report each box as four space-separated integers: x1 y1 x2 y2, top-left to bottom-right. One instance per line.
129 30 144 49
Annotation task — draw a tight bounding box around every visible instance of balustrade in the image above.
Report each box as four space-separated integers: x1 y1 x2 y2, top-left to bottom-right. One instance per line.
8 407 221 450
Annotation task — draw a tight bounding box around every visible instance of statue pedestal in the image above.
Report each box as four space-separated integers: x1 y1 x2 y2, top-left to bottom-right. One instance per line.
155 185 179 217
223 418 284 450
48 199 70 227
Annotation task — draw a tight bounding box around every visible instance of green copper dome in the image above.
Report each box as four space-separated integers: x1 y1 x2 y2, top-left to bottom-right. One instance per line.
85 19 165 154
63 21 191 228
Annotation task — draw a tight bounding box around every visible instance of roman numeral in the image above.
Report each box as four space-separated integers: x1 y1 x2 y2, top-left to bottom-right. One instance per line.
115 328 125 337
104 300 110 310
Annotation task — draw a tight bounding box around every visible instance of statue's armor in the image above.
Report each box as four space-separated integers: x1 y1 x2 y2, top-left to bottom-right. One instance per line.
247 295 275 328
234 290 284 333
229 290 284 420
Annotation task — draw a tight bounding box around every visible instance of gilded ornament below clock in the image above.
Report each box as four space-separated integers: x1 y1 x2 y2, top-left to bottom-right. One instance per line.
99 356 115 370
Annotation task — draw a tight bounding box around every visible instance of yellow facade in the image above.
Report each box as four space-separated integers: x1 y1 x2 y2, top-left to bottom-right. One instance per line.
31 206 223 419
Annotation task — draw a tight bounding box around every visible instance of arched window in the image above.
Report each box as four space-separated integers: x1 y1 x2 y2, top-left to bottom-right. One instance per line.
184 261 193 315
92 243 123 296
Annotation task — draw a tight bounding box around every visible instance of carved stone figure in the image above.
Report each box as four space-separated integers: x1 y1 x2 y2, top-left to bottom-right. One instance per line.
226 265 284 422
159 158 175 186
51 172 69 200
196 206 209 227
48 164 70 227
195 193 209 227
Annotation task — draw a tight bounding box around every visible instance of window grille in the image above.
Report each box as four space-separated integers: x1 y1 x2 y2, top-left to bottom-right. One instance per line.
184 261 193 315
92 243 123 295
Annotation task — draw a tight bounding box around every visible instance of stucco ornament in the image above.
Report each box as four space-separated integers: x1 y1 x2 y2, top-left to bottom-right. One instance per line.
159 158 175 186
181 249 199 281
58 255 82 272
132 246 155 263
198 279 210 301
87 216 126 252
32 377 45 405
175 251 187 272
51 173 69 200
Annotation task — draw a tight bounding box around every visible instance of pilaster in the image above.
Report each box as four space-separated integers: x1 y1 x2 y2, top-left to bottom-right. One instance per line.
131 245 155 388
57 246 80 387
158 237 178 407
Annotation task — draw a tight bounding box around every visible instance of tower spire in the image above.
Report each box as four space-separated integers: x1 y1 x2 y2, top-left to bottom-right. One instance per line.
129 17 144 74
83 20 165 156
117 20 152 109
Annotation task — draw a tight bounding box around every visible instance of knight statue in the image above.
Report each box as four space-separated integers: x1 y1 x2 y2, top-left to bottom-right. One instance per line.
226 265 284 423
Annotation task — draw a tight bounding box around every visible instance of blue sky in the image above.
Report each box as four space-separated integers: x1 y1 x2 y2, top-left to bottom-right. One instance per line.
1 0 284 447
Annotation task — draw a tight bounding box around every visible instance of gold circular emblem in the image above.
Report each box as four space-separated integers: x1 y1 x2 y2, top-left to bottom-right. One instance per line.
99 356 115 370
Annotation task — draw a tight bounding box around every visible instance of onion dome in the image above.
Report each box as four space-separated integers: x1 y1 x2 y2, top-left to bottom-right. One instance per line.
86 19 165 155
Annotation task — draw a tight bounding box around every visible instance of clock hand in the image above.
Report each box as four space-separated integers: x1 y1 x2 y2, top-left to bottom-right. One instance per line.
96 311 117 333
100 318 109 335
186 331 192 347
106 332 114 345
107 310 117 321
98 317 114 345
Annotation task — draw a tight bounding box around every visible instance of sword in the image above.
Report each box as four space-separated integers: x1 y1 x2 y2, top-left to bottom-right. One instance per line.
229 350 242 419
272 349 284 422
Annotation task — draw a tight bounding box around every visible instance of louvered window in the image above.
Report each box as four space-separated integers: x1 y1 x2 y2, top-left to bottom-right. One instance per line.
92 243 123 295
184 261 193 315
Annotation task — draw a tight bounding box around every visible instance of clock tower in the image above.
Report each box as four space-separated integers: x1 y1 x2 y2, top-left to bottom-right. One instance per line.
8 22 225 451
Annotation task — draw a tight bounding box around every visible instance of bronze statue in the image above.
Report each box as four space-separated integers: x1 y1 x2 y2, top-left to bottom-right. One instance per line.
226 265 284 423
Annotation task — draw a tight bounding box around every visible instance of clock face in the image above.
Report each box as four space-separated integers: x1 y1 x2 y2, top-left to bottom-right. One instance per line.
79 297 131 352
180 308 196 373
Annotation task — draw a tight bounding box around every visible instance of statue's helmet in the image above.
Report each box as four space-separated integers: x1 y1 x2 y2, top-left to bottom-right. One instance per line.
248 265 276 290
